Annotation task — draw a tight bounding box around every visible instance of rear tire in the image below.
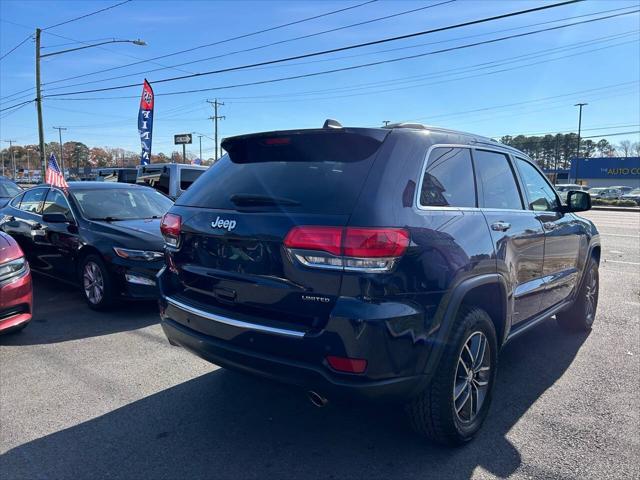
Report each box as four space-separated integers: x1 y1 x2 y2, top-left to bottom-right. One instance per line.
557 257 599 332
405 306 498 446
80 254 115 311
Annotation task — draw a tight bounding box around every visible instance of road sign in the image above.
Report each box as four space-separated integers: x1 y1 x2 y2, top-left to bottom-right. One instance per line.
174 133 193 145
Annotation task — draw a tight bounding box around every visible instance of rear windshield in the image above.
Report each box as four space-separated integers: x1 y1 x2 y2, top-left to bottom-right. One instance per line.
176 130 387 214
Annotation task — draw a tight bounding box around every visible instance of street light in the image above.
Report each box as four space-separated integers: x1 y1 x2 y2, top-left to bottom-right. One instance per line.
35 33 146 178
40 38 146 58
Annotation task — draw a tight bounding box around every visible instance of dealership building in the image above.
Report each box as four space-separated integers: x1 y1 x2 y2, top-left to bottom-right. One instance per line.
548 157 640 188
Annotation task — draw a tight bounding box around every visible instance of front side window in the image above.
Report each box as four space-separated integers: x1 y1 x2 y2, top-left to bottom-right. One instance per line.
420 147 475 208
473 150 522 210
19 188 48 214
516 158 560 211
42 189 72 219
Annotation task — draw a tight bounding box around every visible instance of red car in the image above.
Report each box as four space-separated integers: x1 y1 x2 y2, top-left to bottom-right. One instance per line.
0 232 32 334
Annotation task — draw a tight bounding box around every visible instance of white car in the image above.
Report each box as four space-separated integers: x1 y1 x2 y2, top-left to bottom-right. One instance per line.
555 184 588 203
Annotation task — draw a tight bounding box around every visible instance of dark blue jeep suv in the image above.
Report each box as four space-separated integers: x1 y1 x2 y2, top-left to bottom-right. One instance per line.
158 122 599 445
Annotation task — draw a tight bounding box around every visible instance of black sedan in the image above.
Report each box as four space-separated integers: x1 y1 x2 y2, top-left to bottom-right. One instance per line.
0 182 173 309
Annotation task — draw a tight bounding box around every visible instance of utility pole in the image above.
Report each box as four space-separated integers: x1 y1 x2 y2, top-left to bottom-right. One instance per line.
207 99 225 160
53 126 67 175
35 28 46 179
574 103 587 184
382 120 391 126
198 135 203 160
4 140 16 180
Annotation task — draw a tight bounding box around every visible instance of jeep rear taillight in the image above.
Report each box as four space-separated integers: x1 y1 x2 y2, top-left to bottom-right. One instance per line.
284 226 409 272
160 213 182 247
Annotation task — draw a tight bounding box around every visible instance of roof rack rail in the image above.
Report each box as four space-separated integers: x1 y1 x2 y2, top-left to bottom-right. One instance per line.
383 122 429 130
323 119 343 129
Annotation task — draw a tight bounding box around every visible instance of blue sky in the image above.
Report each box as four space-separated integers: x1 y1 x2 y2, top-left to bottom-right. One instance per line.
1 0 639 158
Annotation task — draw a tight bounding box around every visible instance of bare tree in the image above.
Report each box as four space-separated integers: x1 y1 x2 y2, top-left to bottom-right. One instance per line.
632 142 640 157
617 140 632 158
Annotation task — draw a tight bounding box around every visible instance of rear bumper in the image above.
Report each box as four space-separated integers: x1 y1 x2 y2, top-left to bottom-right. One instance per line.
161 317 424 401
0 268 33 333
158 274 436 401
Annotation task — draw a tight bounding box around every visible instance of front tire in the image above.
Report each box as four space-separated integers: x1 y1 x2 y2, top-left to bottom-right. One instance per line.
406 306 498 446
80 254 115 310
557 256 599 332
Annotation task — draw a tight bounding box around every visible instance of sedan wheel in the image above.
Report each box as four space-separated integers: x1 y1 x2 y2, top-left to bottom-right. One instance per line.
83 261 104 305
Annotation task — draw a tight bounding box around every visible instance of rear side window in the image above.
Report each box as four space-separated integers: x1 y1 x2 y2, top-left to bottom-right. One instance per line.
179 168 204 191
420 147 475 208
9 193 24 208
473 150 522 210
19 188 48 214
515 158 559 211
138 169 170 195
177 130 387 214
42 189 72 219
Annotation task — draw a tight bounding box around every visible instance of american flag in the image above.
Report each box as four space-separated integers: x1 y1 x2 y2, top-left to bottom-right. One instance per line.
46 153 68 189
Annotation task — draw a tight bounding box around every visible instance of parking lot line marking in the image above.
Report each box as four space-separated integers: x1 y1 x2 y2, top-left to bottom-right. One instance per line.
600 234 640 238
605 260 640 266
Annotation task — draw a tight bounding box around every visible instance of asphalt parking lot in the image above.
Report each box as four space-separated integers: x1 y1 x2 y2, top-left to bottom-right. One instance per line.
1 209 638 480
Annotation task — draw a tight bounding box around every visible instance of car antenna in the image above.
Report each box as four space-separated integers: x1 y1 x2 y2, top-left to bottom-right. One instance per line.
323 119 342 129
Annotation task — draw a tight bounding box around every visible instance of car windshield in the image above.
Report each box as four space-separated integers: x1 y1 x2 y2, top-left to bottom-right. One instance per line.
0 181 21 197
71 187 173 220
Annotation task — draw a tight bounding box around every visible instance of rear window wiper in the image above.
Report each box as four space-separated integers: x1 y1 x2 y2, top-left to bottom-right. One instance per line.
230 194 300 206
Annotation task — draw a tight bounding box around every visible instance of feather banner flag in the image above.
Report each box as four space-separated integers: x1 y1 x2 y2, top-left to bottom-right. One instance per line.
138 79 154 165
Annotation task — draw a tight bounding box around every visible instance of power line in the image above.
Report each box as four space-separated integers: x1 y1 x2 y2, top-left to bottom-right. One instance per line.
0 33 33 61
0 99 36 113
492 123 640 138
41 0 456 91
44 6 634 101
43 0 132 30
1 2 629 104
40 0 380 85
581 130 640 139
232 4 639 74
40 0 589 98
0 0 378 103
219 33 639 104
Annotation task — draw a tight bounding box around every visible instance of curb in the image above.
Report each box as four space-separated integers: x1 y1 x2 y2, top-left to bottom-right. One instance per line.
591 206 640 212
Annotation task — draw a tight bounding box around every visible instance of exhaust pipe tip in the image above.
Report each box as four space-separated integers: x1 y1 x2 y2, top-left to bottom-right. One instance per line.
307 390 328 408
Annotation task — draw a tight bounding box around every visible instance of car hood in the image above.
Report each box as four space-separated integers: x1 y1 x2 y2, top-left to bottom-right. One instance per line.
90 218 164 250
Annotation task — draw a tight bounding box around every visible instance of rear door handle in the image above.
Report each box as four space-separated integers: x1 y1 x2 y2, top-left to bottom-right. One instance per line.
491 221 511 232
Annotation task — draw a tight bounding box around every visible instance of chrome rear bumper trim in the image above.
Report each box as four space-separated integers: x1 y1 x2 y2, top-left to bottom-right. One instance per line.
165 296 306 339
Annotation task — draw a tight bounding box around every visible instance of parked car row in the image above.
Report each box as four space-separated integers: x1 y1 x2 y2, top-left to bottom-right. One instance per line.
555 183 639 203
1 122 602 447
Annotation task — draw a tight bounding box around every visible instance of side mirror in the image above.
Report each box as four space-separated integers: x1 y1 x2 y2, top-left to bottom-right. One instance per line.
563 190 591 213
42 213 71 223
